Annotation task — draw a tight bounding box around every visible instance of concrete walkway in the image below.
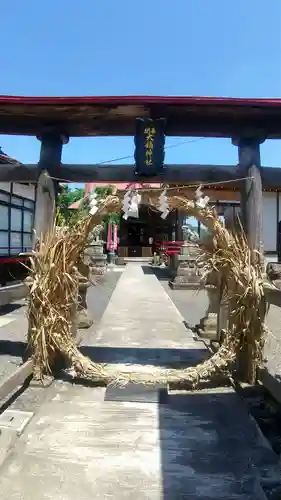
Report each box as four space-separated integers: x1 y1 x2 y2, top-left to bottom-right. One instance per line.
0 264 280 499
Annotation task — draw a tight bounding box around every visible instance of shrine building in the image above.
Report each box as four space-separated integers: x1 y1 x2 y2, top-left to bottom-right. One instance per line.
73 177 281 260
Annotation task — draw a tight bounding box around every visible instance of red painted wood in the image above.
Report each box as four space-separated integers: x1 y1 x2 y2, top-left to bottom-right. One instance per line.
0 95 281 108
0 257 27 264
155 240 184 256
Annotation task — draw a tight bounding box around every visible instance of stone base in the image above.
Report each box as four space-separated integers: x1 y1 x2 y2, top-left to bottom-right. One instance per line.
90 266 106 276
169 279 201 290
168 249 202 290
210 340 220 351
107 253 117 266
197 313 218 341
90 255 107 270
197 328 218 341
264 281 281 306
76 308 94 329
107 262 116 269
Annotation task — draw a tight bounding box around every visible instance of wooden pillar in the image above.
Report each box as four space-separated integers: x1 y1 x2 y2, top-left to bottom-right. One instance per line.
26 133 71 363
232 137 264 252
35 132 69 235
33 172 56 239
175 209 183 241
232 136 265 383
37 132 69 174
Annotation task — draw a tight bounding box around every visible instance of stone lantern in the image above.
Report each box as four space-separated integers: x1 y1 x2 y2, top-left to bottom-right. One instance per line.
76 260 94 329
84 238 107 275
169 240 202 290
197 269 221 341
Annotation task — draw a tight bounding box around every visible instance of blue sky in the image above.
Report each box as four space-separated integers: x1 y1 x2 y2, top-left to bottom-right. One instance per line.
1 0 281 176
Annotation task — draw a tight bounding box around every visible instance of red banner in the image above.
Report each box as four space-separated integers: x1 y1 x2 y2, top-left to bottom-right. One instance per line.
113 224 118 251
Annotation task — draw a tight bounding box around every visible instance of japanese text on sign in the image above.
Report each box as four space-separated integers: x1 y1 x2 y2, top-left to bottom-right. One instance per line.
144 126 156 165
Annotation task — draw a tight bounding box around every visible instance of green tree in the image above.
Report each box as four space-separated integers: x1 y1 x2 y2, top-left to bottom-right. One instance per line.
56 185 86 226
56 184 121 228
57 185 84 209
95 186 121 226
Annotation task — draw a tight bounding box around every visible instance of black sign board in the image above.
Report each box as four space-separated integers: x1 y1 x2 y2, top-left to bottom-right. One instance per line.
134 118 165 176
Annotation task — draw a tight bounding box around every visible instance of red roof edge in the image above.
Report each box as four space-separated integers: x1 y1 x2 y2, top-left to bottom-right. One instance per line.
0 147 21 165
0 94 281 108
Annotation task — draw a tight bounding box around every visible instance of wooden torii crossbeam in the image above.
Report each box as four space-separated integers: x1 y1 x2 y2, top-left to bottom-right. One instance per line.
0 163 281 189
0 94 280 253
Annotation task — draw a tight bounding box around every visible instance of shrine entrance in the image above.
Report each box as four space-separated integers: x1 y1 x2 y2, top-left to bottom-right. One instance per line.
0 95 281 498
1 94 281 262
118 204 174 259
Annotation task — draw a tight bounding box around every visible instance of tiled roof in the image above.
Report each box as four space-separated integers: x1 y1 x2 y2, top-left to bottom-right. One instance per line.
69 198 86 209
85 181 160 194
69 182 161 209
0 147 21 165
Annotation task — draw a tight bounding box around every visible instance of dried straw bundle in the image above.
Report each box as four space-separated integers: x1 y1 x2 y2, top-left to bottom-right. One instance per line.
27 196 116 380
167 195 266 383
27 192 266 387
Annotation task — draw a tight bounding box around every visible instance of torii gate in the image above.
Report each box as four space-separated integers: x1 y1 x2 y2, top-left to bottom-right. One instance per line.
1 94 281 252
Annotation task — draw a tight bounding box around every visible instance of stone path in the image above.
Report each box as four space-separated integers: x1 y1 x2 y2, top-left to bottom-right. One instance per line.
0 264 280 499
82 264 208 372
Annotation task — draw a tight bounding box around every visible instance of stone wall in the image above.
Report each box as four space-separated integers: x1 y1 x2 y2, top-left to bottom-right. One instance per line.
259 293 281 403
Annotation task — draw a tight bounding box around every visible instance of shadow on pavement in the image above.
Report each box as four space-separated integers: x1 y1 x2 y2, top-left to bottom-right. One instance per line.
0 340 26 357
0 303 24 316
80 345 209 367
141 265 171 281
159 390 281 499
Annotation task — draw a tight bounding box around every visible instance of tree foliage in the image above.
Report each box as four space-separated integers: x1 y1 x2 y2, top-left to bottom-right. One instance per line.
56 186 86 227
58 185 84 208
95 186 121 226
56 184 121 228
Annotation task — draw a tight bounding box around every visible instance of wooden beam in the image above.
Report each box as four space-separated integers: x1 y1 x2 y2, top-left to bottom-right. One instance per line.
49 163 281 188
0 163 281 188
0 96 281 138
48 163 243 184
208 190 240 201
0 164 40 182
